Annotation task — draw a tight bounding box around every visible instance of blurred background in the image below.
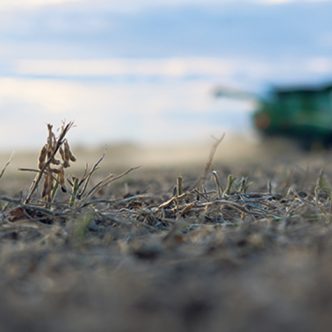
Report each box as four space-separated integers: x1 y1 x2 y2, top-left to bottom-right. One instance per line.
0 0 331 157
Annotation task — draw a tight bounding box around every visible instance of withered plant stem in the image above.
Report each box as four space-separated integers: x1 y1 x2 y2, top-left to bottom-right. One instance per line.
193 134 225 190
0 153 13 180
177 176 183 196
212 170 223 198
224 174 235 196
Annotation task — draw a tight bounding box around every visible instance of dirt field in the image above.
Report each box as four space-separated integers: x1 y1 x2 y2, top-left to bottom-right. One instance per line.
1 139 332 332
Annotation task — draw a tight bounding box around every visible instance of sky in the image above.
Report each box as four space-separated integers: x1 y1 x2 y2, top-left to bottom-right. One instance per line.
0 0 331 149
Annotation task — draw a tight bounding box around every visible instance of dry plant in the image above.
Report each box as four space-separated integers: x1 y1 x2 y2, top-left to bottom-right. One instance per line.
20 122 138 209
23 122 76 205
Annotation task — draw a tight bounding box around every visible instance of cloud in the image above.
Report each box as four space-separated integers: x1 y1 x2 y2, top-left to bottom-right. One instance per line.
306 58 332 74
0 0 80 10
0 0 330 12
1 0 331 62
0 0 331 65
15 58 235 79
261 0 292 4
254 0 331 6
12 57 332 85
0 0 211 12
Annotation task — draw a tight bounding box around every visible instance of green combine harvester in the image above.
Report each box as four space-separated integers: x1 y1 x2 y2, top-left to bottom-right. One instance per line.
214 82 332 149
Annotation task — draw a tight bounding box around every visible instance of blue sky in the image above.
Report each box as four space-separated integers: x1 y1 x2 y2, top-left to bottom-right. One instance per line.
0 0 331 149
